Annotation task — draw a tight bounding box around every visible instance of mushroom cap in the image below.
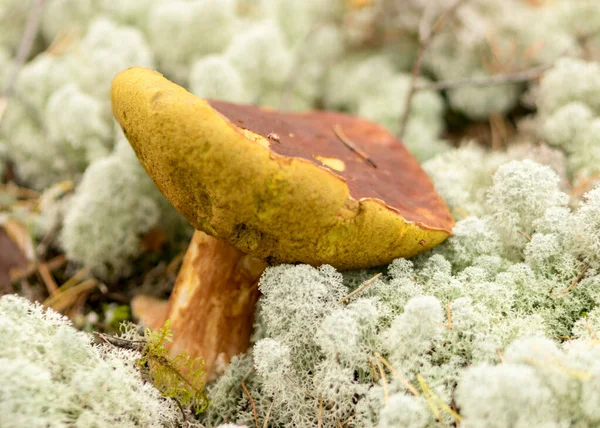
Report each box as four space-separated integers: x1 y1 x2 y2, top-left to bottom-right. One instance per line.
111 67 454 269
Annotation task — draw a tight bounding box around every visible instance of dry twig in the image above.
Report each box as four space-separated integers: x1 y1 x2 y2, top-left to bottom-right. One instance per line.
279 24 320 111
398 0 468 139
0 0 46 124
415 63 551 91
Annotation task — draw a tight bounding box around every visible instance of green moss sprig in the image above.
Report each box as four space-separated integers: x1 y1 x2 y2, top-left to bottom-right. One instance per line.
98 320 209 415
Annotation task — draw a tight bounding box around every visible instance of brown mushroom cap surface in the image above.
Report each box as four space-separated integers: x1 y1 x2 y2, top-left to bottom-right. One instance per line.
112 67 454 269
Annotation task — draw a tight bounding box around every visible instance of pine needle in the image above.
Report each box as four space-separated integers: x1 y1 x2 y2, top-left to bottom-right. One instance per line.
241 379 259 428
317 397 323 428
332 124 377 168
524 357 591 381
558 264 589 296
586 316 598 341
367 356 380 381
340 273 382 304
446 301 453 330
374 352 419 397
263 398 275 428
375 359 389 405
418 374 463 422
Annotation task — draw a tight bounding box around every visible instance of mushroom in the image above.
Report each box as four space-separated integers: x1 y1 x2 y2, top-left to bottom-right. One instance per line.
111 67 454 379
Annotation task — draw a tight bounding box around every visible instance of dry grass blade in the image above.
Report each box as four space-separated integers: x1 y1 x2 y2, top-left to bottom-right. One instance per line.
10 254 66 283
44 278 98 313
340 273 382 303
0 183 40 199
374 352 419 397
38 263 58 294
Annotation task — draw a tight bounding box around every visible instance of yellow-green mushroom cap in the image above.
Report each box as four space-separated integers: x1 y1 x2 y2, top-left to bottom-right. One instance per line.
111 67 454 269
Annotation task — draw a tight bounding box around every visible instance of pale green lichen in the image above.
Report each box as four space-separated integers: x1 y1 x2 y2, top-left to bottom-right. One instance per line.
0 295 181 427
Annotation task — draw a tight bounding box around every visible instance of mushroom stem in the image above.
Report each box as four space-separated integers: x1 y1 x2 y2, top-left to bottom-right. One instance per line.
154 230 267 380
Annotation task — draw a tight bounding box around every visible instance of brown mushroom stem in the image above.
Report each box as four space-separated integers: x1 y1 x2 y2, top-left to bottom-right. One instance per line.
155 230 267 380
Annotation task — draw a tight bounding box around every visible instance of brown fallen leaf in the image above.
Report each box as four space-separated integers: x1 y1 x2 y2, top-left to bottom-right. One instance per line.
0 227 27 292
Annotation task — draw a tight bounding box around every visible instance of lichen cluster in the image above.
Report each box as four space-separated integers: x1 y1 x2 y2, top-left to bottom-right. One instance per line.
2 0 600 427
203 160 600 427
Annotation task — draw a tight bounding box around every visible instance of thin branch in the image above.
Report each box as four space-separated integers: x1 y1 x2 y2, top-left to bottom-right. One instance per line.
332 124 377 168
0 0 46 123
279 24 320 111
340 273 382 304
415 63 550 91
398 0 468 139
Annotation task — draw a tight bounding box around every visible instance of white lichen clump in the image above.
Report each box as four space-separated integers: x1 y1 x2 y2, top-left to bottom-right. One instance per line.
3 0 600 426
0 294 180 427
536 58 600 178
202 160 600 427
